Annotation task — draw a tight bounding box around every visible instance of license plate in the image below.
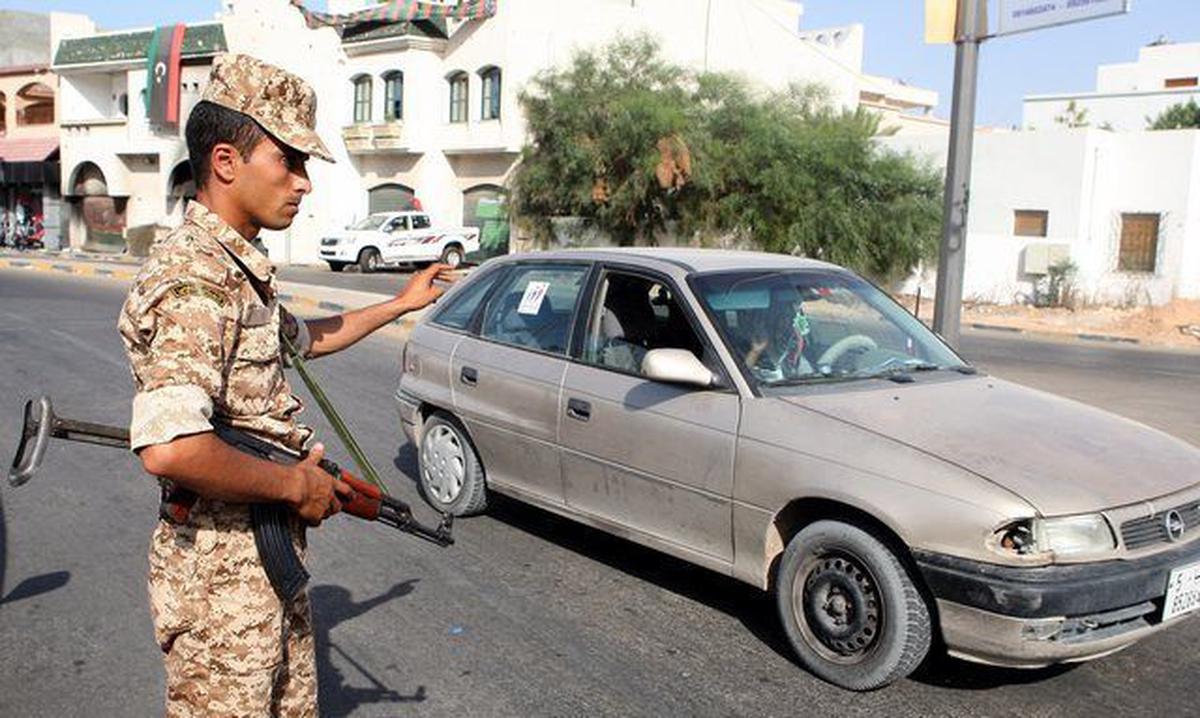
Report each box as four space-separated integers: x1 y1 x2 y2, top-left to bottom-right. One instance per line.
1163 561 1200 621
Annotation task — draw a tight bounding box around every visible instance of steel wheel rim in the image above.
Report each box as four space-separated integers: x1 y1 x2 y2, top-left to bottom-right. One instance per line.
445 249 462 267
421 425 466 504
792 549 884 665
366 251 379 270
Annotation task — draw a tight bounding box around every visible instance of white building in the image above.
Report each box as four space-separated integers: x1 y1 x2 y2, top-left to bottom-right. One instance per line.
1024 40 1200 131
52 0 939 263
883 128 1200 306
52 13 224 250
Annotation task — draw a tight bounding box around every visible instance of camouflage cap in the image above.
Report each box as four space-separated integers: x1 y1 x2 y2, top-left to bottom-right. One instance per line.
200 53 335 163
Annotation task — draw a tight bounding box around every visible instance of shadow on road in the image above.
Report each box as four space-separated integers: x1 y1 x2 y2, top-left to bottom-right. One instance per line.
1 570 71 606
910 650 1079 690
390 443 1074 692
311 580 425 717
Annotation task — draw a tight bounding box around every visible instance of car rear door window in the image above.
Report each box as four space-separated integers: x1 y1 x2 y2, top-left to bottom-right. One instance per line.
430 267 506 330
412 214 431 230
480 264 589 355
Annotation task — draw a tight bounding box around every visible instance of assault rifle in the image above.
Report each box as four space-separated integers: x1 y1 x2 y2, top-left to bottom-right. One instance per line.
8 395 453 602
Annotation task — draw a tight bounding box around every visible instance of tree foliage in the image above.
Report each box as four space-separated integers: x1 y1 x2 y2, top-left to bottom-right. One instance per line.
1148 99 1200 130
511 36 943 282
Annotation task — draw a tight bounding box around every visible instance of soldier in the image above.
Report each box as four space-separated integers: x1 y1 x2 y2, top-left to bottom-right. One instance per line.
118 54 453 716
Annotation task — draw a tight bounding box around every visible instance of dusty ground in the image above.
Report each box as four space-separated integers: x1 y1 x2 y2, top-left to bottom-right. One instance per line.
899 296 1200 350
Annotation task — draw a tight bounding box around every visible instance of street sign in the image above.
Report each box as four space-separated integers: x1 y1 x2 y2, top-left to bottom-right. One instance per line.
996 0 1130 37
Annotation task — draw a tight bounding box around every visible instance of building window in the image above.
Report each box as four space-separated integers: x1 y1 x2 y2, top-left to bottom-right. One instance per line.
448 72 468 124
1118 213 1160 273
1013 209 1049 237
480 66 501 120
0 92 6 135
352 75 372 124
1164 77 1198 89
16 82 54 125
383 70 403 121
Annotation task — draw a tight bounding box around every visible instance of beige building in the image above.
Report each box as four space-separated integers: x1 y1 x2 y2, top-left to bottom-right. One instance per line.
0 62 61 246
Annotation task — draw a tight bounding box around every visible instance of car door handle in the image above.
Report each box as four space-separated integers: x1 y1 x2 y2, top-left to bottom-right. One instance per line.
566 398 591 422
460 366 478 387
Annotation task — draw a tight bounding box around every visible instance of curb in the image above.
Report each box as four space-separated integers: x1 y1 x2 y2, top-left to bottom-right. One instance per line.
1 255 420 342
968 321 1142 345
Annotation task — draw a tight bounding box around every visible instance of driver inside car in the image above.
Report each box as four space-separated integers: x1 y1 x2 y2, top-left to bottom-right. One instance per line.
740 301 814 382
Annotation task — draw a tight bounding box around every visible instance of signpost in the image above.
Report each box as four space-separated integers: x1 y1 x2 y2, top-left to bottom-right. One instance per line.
928 0 1131 349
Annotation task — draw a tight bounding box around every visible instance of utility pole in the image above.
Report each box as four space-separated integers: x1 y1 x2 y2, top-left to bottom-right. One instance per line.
931 0 984 350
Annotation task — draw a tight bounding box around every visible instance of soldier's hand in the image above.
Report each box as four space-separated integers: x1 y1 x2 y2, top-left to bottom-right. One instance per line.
395 263 459 312
290 443 352 526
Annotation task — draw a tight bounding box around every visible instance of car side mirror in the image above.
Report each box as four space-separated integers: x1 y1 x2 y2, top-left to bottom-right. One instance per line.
642 349 716 388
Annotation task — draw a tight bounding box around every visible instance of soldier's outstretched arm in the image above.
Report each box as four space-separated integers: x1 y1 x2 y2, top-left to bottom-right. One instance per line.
301 263 457 358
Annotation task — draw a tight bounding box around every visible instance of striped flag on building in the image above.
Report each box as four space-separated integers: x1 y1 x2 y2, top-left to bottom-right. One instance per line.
144 23 186 131
290 0 498 28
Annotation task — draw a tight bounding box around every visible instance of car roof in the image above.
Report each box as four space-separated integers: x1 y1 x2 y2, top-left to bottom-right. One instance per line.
488 247 845 275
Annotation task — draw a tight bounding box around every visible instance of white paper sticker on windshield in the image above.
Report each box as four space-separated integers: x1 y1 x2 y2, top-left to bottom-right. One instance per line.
517 281 550 315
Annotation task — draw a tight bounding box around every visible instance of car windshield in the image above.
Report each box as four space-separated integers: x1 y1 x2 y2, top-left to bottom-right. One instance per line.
693 269 966 388
350 214 392 231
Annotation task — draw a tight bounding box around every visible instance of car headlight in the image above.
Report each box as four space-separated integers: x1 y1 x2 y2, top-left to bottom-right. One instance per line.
992 514 1116 560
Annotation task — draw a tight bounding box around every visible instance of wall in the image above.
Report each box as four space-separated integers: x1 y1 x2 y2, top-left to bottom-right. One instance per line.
1024 88 1200 131
881 128 1200 305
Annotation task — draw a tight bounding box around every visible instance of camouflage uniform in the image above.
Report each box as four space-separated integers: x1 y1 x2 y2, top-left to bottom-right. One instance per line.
117 53 334 717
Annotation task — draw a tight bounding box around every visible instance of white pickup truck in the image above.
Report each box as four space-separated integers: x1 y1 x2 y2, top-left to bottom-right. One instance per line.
318 211 480 272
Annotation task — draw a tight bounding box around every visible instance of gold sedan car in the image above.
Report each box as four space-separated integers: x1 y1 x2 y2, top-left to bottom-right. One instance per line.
396 249 1200 690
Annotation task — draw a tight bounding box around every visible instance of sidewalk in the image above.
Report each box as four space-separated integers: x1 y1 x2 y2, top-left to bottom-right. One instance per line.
0 250 425 341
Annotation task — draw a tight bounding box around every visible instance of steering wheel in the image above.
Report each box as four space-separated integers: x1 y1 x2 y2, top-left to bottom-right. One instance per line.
817 334 878 371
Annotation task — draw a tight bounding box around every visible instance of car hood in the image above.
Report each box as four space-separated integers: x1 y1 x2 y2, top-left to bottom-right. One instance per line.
781 375 1200 516
328 229 381 242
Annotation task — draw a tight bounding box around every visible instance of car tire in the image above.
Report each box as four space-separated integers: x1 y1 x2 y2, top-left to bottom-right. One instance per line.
439 244 465 268
776 520 931 691
417 412 487 516
358 247 381 274
327 261 347 272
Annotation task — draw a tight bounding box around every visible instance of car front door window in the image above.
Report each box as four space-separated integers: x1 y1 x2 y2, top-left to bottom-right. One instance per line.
583 272 707 376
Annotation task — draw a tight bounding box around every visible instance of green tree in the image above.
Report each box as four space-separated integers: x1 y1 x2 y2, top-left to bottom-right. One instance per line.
511 36 943 282
1148 99 1200 130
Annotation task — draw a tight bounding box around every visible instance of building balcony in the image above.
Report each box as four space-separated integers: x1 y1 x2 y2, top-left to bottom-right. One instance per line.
341 122 413 154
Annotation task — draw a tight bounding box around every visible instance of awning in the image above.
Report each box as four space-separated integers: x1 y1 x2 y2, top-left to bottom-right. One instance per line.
0 137 59 163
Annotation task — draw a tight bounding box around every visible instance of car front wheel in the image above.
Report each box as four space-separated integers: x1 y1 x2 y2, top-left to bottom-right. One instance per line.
776 520 931 691
417 412 487 516
358 247 381 273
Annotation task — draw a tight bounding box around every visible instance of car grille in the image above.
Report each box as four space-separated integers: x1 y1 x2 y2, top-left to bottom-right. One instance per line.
320 238 339 246
1121 502 1200 549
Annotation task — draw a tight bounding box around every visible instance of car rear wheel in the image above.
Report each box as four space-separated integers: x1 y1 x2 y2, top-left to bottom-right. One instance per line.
417 412 487 516
327 261 347 272
358 247 381 273
439 244 465 268
776 520 931 691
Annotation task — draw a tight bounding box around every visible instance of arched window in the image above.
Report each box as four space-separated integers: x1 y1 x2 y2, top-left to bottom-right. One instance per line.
16 82 54 125
479 66 501 121
448 71 468 124
352 74 372 124
383 70 403 121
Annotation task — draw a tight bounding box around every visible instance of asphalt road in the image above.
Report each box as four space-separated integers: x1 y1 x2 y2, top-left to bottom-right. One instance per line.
1 269 1198 717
